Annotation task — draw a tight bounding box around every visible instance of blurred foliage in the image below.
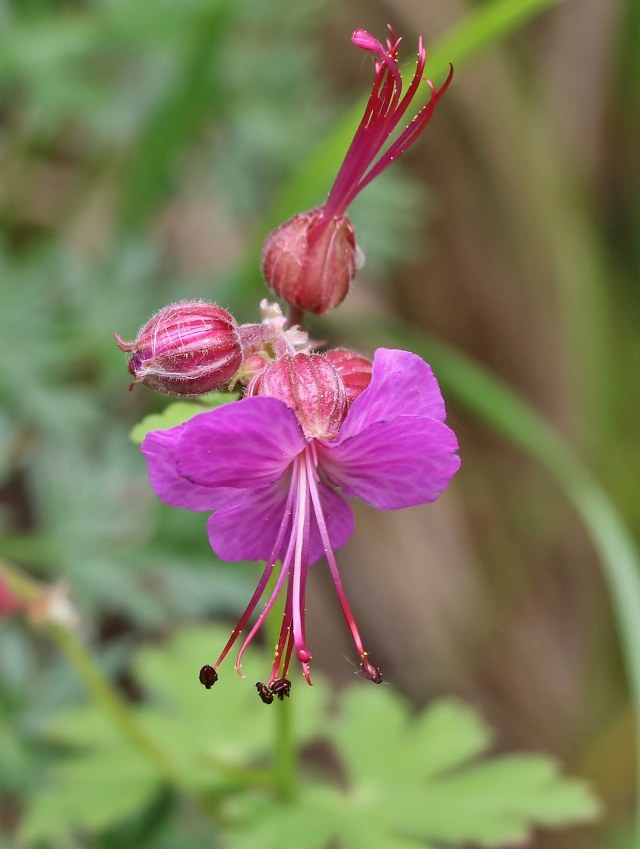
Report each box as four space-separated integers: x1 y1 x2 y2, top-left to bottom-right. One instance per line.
18 628 597 848
1 0 639 846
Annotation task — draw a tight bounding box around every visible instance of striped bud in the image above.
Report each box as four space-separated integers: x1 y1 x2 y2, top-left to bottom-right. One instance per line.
115 301 242 396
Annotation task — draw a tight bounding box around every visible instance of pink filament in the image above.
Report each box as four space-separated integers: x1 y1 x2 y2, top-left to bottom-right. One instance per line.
305 445 369 662
217 462 298 673
324 28 451 220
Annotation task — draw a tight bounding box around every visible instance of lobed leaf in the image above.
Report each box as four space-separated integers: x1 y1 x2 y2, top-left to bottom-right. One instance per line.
19 750 157 843
326 688 599 849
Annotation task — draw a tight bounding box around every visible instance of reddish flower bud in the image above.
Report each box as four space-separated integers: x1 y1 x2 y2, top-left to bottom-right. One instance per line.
0 576 20 617
115 301 242 396
324 348 373 405
261 207 360 316
250 353 347 439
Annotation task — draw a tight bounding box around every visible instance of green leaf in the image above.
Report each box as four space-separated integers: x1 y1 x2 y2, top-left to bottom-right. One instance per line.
326 688 599 849
129 394 235 444
228 688 598 849
397 754 600 846
19 749 157 842
19 627 330 840
130 627 329 785
226 785 342 849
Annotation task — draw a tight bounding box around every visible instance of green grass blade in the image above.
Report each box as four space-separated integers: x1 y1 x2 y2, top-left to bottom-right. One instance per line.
228 0 568 308
361 322 640 838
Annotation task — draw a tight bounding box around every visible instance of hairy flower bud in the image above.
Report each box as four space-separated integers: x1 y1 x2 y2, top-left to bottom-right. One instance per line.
324 348 373 405
250 353 347 439
261 207 360 316
115 301 242 396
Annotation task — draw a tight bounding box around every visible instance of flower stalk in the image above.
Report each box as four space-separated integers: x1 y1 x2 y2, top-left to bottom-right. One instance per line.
264 568 297 801
0 559 184 788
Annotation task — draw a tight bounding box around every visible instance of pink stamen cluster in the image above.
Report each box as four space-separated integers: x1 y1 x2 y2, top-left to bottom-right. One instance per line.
324 26 453 220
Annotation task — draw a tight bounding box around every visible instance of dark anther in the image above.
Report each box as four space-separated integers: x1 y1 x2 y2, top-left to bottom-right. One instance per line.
360 657 383 684
256 681 274 704
199 664 218 689
269 677 292 700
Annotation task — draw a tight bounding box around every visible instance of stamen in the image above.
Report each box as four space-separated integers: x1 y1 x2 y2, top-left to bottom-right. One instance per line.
291 454 313 668
280 625 295 680
269 678 292 700
305 447 381 679
256 681 274 704
234 465 301 675
269 580 293 681
235 538 294 676
211 469 298 671
198 664 218 689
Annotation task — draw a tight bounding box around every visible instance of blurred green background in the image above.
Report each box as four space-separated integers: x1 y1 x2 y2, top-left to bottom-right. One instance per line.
1 0 639 847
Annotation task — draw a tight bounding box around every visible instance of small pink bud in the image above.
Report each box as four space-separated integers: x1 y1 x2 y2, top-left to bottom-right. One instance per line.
115 301 242 396
324 348 373 405
261 207 359 316
250 353 347 439
0 576 20 617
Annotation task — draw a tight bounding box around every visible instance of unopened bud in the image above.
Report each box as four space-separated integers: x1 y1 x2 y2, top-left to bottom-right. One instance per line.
324 348 372 405
115 301 242 396
261 207 360 316
250 353 347 439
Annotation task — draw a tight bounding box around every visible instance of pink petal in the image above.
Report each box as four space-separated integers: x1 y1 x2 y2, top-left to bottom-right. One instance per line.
142 428 234 511
338 348 447 441
318 416 460 509
308 482 355 563
175 397 305 490
207 478 354 565
207 477 291 562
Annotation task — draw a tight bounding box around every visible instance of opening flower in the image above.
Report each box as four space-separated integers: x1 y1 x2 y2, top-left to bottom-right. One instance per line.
261 26 453 315
141 348 460 693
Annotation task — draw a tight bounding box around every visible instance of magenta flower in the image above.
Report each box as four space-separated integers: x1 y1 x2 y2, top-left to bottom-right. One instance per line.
142 348 460 692
261 27 453 315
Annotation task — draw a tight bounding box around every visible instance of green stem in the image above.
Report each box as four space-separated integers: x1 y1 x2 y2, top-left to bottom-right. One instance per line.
0 560 185 789
273 679 295 801
51 625 182 784
263 568 297 801
286 305 305 331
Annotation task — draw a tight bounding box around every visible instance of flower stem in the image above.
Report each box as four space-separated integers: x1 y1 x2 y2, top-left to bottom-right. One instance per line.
264 566 297 801
0 559 185 789
286 305 305 330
